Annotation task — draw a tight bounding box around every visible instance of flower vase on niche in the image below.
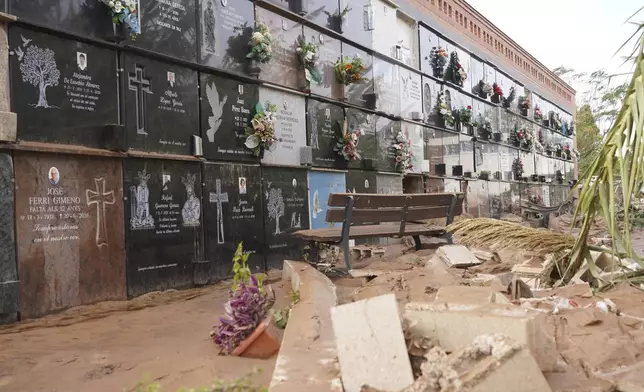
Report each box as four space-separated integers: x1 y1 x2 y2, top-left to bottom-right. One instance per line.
335 83 346 101
531 174 539 182
248 59 261 79
436 163 446 176
464 171 472 178
247 23 272 79
493 132 502 142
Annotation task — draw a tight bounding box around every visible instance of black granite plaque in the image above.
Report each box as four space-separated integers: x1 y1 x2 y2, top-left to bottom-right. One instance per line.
346 107 377 170
346 170 377 194
200 0 254 75
262 167 309 269
303 27 341 98
129 0 197 62
0 154 17 323
375 116 399 172
123 54 199 155
342 43 374 108
201 73 259 162
256 7 303 90
9 0 113 39
204 163 265 281
9 26 118 148
124 159 203 297
308 99 345 168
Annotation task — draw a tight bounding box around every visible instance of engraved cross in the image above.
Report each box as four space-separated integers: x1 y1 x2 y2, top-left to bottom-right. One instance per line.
128 66 152 135
209 179 228 244
86 177 116 248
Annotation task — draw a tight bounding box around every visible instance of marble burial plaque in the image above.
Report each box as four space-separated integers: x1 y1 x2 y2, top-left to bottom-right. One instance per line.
9 26 118 148
460 134 475 174
346 170 377 194
200 0 254 75
371 0 398 60
306 0 340 30
419 25 440 76
478 181 490 218
15 152 126 319
402 122 424 174
424 128 445 176
443 132 460 174
399 67 422 120
0 154 17 321
346 108 377 170
259 87 307 166
303 27 341 98
130 0 197 62
373 57 400 116
308 170 346 229
377 173 403 194
375 116 399 173
308 99 345 168
262 167 309 269
124 159 203 297
422 76 440 125
10 0 113 39
204 163 265 281
200 73 259 162
256 7 302 89
123 54 198 155
342 43 374 108
341 0 372 48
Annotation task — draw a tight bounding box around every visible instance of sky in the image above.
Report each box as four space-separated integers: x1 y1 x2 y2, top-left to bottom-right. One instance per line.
466 0 642 92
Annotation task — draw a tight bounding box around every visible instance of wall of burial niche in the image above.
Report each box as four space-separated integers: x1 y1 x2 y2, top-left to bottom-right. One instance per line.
0 0 576 322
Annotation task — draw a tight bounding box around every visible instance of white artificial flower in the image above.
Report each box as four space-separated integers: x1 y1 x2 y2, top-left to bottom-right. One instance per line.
296 47 302 53
108 1 115 7
304 52 313 62
252 32 264 42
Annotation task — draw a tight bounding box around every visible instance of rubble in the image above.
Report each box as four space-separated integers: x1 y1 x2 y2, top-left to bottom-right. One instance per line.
435 245 483 268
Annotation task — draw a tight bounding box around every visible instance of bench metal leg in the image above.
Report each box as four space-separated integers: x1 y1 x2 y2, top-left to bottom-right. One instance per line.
308 241 319 265
413 235 422 251
342 237 352 272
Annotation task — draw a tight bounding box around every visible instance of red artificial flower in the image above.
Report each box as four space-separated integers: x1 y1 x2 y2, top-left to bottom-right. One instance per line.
467 105 472 110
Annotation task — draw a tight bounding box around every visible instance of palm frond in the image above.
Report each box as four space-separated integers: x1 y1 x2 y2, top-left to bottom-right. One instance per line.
569 23 644 283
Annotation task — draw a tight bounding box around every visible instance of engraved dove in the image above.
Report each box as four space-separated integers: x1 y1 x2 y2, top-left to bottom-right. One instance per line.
205 82 228 143
21 35 32 47
13 46 24 61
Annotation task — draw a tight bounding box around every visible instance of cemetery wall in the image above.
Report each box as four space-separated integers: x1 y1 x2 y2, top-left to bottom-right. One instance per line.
0 0 576 321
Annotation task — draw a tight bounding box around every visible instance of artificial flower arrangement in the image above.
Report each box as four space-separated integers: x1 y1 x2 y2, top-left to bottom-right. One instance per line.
211 243 275 355
436 91 455 127
445 51 467 86
335 119 361 161
430 46 449 78
296 36 322 85
503 86 516 109
511 125 526 147
101 0 140 38
247 22 273 64
477 80 493 98
458 106 473 124
545 143 554 155
554 143 563 157
475 115 492 139
335 55 367 85
491 83 504 104
245 102 279 157
563 144 572 160
534 105 543 122
552 113 562 130
393 131 414 174
512 157 524 180
528 194 543 205
518 96 530 116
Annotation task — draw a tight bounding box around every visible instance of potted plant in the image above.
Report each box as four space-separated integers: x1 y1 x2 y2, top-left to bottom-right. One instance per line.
101 0 140 41
247 22 273 78
479 171 491 181
477 80 493 99
335 118 361 161
445 51 467 87
534 105 543 122
393 131 414 175
518 96 530 117
456 106 473 135
334 55 367 100
512 157 524 180
245 102 279 159
296 36 322 91
436 163 447 176
211 243 277 359
430 46 449 79
452 165 463 177
503 86 516 109
491 83 503 104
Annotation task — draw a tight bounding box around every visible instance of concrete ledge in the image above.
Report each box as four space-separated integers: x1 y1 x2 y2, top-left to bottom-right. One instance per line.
0 111 17 142
270 261 341 392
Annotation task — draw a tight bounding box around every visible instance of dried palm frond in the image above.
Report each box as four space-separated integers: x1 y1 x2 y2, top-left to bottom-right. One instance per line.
569 21 644 284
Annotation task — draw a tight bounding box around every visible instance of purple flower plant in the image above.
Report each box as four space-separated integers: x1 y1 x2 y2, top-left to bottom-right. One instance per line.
211 275 273 354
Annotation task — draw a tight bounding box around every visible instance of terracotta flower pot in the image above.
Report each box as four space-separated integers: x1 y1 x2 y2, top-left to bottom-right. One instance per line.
231 319 279 359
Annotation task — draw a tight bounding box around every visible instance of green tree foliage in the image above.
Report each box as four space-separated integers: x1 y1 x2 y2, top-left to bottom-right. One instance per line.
575 105 602 175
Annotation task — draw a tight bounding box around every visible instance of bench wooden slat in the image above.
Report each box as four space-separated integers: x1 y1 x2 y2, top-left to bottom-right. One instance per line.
327 193 464 208
325 204 464 224
292 223 445 242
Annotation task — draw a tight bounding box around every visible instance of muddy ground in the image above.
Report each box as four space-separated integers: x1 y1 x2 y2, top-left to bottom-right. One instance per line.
0 274 290 392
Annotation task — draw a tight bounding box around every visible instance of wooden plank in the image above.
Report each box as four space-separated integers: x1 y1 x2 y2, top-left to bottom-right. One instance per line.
325 204 463 223
327 193 464 208
292 223 446 242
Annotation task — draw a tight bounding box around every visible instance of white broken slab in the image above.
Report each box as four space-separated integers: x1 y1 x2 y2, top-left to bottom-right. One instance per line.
436 245 483 268
330 293 414 392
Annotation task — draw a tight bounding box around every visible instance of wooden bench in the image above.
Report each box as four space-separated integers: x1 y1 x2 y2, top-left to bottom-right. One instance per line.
292 192 465 271
520 200 573 227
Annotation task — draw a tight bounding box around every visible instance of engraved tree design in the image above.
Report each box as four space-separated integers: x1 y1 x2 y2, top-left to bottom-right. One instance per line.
20 45 60 108
267 188 285 235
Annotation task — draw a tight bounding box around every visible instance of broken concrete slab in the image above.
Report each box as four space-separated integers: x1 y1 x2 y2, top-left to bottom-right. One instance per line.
404 302 559 372
436 245 483 268
331 294 414 392
396 335 551 392
434 286 510 305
